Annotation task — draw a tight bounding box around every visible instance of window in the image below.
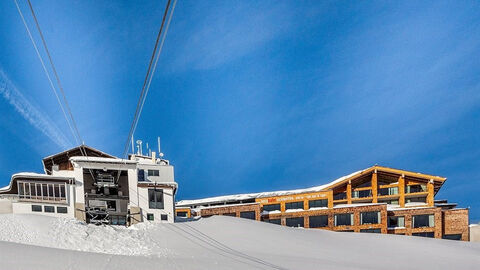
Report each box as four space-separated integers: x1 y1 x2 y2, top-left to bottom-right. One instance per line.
111 216 126 225
412 232 434 238
406 184 426 193
378 187 398 196
334 213 353 226
57 207 68 214
309 199 327 209
360 211 380 225
161 214 168 221
148 170 159 177
263 204 280 212
443 234 462 240
266 219 281 225
333 192 346 200
285 201 304 210
138 169 145 182
406 197 427 204
360 228 381 233
18 181 67 202
44 206 55 213
309 215 328 228
148 189 164 209
32 205 42 212
387 216 405 228
147 213 154 221
240 211 256 220
286 217 304 227
352 189 372 198
412 214 435 228
176 211 187 217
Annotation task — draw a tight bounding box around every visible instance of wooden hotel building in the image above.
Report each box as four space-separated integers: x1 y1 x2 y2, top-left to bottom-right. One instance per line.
176 165 469 241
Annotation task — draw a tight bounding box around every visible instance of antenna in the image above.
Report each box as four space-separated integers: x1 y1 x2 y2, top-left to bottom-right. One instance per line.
146 142 149 156
157 136 161 154
136 140 143 155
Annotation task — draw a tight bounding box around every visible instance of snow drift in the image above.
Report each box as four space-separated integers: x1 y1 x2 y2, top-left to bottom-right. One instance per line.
0 214 478 270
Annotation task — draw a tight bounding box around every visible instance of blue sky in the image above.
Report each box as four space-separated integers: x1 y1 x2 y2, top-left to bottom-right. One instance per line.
0 1 479 222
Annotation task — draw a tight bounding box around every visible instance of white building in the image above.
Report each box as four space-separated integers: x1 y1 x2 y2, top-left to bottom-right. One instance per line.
0 145 177 225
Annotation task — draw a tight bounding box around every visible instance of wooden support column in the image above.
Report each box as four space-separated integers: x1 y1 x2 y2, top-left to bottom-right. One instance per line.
372 170 378 203
347 181 352 204
427 180 434 206
280 202 286 213
327 190 333 209
399 175 405 207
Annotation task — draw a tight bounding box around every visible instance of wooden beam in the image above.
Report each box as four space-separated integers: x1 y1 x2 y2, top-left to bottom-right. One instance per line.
372 170 378 203
399 175 405 207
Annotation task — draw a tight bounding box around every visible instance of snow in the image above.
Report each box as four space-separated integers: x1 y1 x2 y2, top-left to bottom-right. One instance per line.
0 214 479 269
177 169 368 207
69 156 136 164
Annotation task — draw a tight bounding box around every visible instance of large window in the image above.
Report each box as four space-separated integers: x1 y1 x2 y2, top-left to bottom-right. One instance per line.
360 211 380 225
240 211 256 220
333 192 347 200
334 213 353 226
387 216 405 228
412 232 434 238
360 228 381 233
412 214 434 228
18 181 67 203
406 197 427 204
286 217 304 227
148 189 164 209
177 211 188 217
309 199 327 209
31 205 42 212
263 204 280 212
406 184 426 193
285 201 304 210
352 189 372 198
378 187 398 196
44 206 55 213
309 215 328 228
148 170 159 177
443 234 462 240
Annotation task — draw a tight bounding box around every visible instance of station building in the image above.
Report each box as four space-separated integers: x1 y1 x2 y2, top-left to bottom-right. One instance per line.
0 145 177 225
176 165 469 241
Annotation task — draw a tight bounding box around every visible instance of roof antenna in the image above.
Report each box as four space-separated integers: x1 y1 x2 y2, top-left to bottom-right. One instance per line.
136 140 143 155
158 136 164 158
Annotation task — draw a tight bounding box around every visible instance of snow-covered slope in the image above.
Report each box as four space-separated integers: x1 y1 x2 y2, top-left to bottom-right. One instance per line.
0 214 479 270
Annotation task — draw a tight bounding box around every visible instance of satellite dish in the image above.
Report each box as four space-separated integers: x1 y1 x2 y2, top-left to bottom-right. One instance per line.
159 152 164 157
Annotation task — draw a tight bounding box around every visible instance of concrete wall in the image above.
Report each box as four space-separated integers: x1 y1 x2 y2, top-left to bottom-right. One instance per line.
470 225 480 242
12 202 74 218
0 198 12 214
137 186 175 223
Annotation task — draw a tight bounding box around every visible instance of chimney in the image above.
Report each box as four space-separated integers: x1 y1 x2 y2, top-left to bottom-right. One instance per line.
152 151 156 163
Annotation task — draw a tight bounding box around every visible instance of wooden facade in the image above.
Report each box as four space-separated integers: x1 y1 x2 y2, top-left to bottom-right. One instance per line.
176 165 469 241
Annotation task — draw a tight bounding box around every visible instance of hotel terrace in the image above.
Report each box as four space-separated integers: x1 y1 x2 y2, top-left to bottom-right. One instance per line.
176 165 469 241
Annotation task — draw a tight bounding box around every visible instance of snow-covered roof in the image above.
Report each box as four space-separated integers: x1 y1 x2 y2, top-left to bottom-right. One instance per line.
176 169 368 207
69 156 137 164
0 173 72 192
43 145 115 160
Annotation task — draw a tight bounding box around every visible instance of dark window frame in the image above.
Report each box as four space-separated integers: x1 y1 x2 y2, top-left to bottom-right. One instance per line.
309 215 328 228
148 188 164 209
285 201 304 210
44 205 55 213
56 206 68 214
308 199 328 208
